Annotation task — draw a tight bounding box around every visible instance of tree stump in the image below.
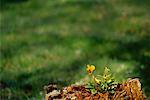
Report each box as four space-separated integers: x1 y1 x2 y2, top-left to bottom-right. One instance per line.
44 78 146 100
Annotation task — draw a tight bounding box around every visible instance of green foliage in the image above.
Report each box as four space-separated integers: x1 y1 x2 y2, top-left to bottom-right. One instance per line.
98 67 117 92
86 67 118 94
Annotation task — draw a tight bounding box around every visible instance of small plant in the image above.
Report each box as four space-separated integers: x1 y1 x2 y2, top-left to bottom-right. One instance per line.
86 64 118 94
45 64 146 100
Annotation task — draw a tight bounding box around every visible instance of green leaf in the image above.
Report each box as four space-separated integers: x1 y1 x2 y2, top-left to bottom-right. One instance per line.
91 89 97 94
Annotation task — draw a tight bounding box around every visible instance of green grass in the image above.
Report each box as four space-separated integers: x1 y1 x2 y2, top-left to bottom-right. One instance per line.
0 0 150 99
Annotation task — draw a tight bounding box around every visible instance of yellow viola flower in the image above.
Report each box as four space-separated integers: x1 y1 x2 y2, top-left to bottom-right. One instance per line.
94 77 101 84
86 64 95 74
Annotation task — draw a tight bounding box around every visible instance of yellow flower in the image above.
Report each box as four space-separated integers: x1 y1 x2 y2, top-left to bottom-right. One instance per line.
94 77 101 84
86 64 95 74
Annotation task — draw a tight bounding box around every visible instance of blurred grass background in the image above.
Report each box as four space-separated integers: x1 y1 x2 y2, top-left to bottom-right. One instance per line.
0 0 150 99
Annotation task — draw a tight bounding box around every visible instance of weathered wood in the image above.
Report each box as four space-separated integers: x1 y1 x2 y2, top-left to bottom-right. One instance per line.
44 78 146 100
